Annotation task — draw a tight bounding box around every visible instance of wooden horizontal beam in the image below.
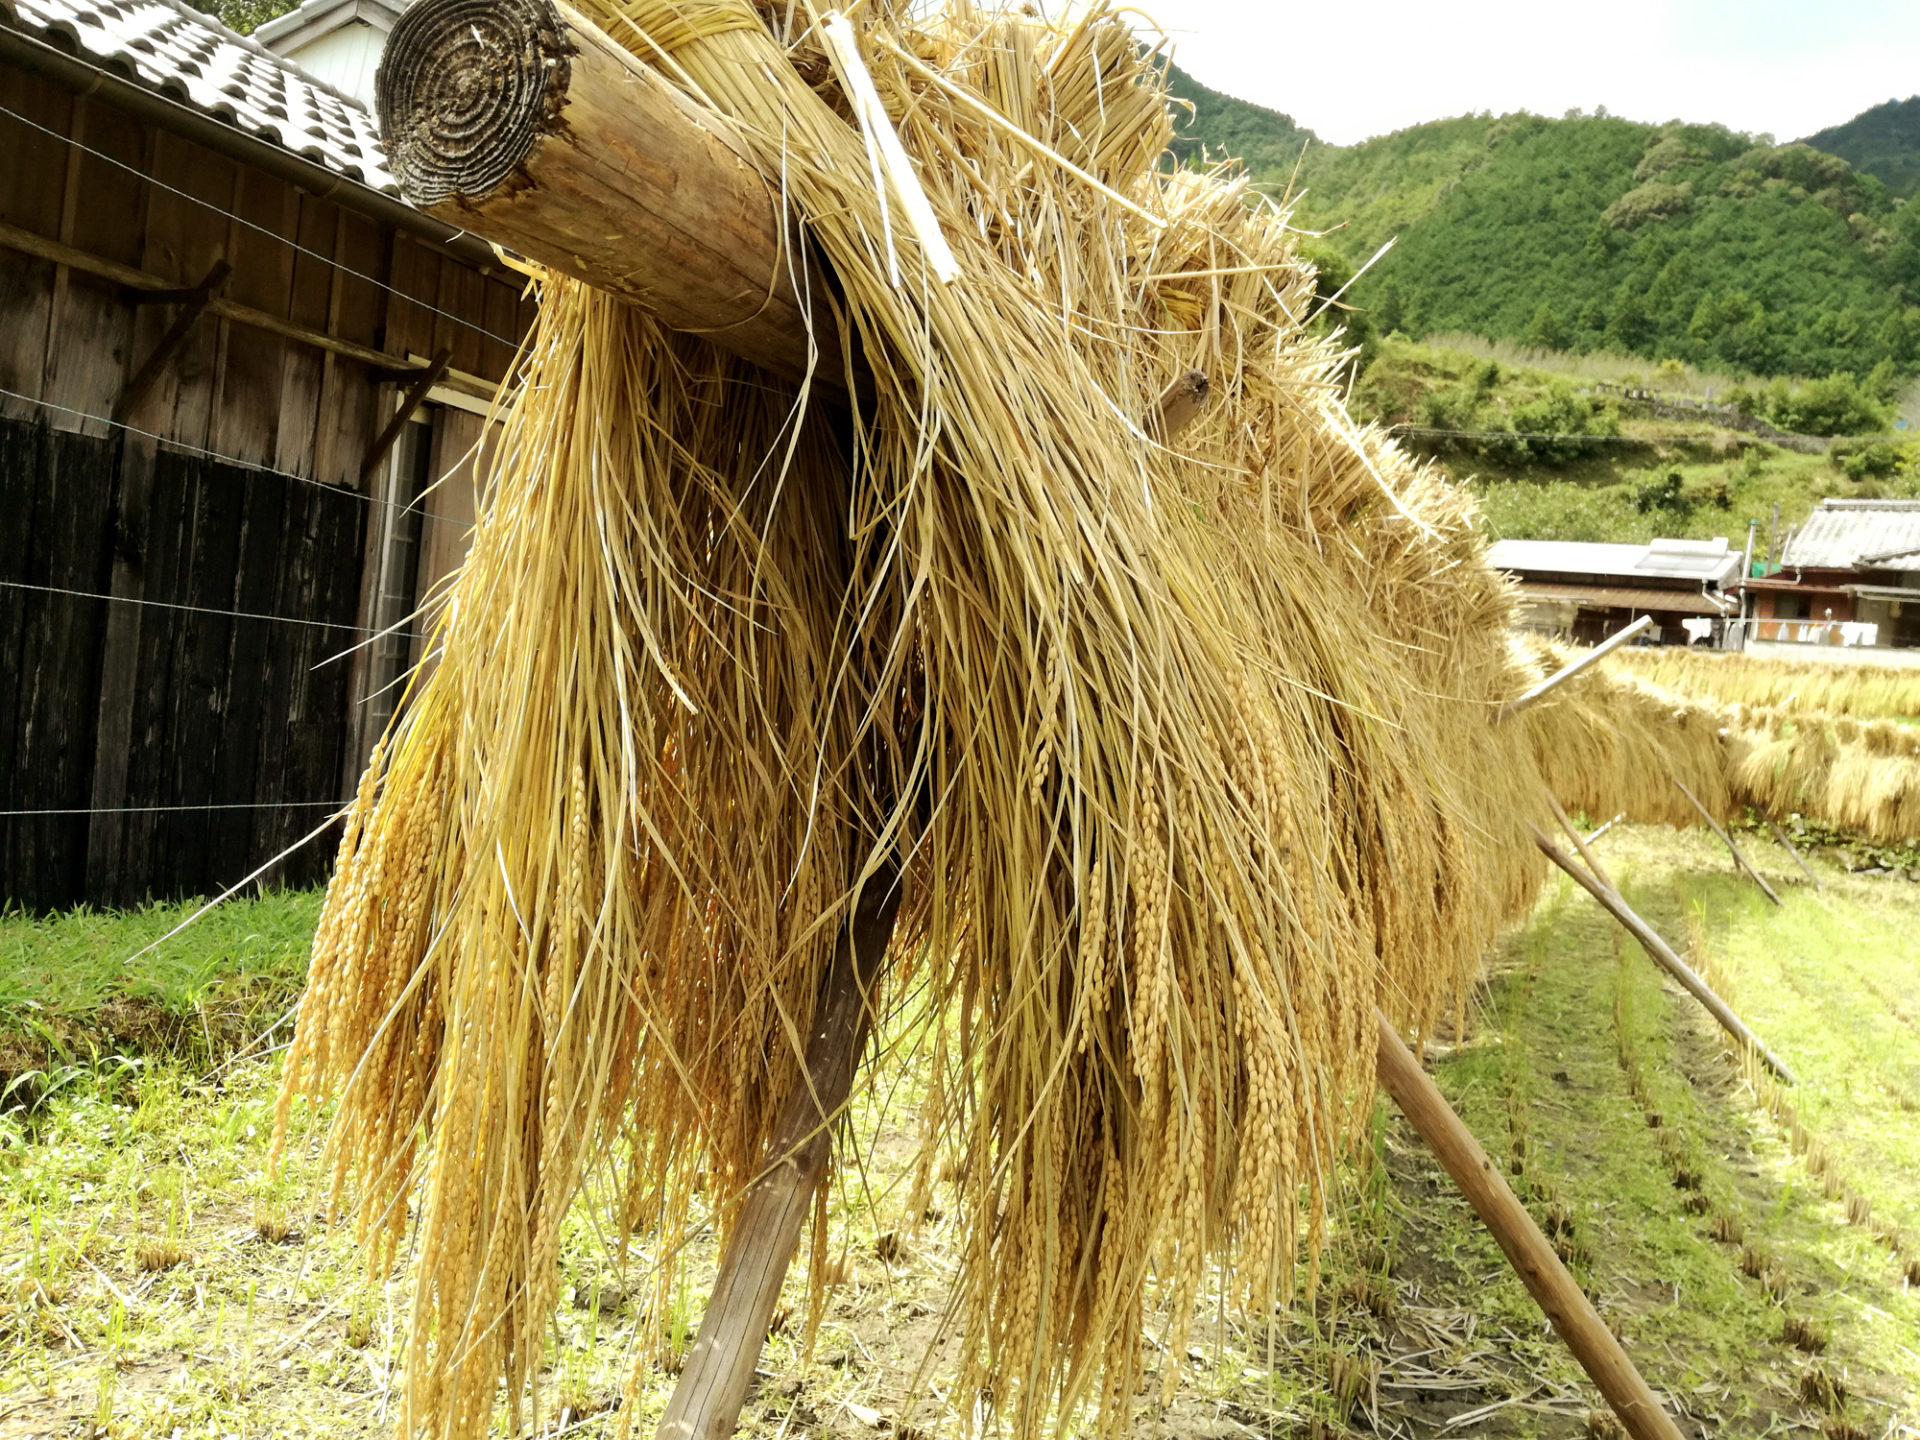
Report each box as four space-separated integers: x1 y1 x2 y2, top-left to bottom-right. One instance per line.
376 0 838 386
0 219 500 401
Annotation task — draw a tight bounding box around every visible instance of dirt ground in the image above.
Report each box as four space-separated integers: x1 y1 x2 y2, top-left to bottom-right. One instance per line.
2 823 1917 1440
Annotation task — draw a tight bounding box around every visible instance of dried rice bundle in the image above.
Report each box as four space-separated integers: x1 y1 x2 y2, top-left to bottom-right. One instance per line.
1522 651 1920 845
1518 643 1729 828
1724 703 1920 842
1615 646 1920 722
275 5 1549 1438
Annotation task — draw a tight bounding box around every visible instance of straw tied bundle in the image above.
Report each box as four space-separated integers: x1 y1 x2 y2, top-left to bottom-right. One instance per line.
273 2 1551 1436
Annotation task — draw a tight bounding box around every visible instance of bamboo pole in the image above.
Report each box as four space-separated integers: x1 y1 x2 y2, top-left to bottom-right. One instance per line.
1673 779 1782 907
1766 817 1821 890
1495 616 1652 723
1544 790 1616 894
1533 827 1796 1084
656 868 902 1440
1587 812 1626 846
1373 1010 1685 1440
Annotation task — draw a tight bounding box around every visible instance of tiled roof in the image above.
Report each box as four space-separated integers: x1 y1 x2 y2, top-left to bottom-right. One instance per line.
0 0 394 192
1780 499 1920 571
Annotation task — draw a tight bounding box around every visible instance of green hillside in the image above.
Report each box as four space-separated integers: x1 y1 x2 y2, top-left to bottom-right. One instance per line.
1162 63 1319 179
1805 96 1920 199
1168 82 1920 382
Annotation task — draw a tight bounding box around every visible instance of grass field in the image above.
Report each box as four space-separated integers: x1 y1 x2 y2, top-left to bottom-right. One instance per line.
2 829 1917 1439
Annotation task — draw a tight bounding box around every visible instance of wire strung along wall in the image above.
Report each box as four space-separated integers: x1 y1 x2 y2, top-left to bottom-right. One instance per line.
0 36 534 911
0 413 364 909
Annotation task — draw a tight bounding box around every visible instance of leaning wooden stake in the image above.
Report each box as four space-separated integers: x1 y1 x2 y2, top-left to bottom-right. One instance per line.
1544 790 1616 893
657 870 902 1440
1495 615 1652 723
1673 779 1782 906
1586 811 1627 846
1766 817 1821 890
1374 1010 1685 1440
1533 827 1796 1084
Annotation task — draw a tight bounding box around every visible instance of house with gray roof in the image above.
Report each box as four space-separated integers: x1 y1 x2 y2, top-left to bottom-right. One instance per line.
1487 536 1741 646
1744 499 1920 663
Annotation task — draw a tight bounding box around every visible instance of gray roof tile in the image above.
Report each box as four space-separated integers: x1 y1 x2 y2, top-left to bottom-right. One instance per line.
1780 499 1920 571
1 0 395 192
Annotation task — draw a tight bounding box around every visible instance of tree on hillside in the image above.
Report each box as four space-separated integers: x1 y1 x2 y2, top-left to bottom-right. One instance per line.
1522 303 1570 350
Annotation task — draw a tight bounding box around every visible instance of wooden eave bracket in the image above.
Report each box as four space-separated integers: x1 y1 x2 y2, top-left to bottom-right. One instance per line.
359 346 453 484
112 259 233 425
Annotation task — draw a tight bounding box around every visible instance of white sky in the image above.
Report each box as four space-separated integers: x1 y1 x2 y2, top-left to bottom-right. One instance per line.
1134 0 1920 146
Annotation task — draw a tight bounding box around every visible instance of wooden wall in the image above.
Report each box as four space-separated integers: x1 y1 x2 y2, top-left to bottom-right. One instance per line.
0 60 532 909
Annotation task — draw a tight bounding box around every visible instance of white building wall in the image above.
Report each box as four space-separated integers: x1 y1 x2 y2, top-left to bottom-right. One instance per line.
283 22 384 107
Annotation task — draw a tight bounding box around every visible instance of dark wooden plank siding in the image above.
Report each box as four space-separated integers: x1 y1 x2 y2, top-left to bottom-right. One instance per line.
0 61 530 908
0 419 117 909
0 71 69 422
78 446 364 909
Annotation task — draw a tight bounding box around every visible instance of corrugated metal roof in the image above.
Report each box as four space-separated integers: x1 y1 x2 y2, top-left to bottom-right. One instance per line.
1487 537 1739 587
1781 499 1920 571
1 0 393 192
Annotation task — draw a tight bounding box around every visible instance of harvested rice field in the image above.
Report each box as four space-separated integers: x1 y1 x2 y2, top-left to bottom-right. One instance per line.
3 824 1916 1440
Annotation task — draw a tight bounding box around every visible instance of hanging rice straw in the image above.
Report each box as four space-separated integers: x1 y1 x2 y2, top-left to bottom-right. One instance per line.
271 7 1912 1440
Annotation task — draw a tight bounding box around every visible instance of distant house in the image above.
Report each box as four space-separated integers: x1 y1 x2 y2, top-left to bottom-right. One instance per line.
1744 499 1920 663
0 0 533 909
1488 537 1741 645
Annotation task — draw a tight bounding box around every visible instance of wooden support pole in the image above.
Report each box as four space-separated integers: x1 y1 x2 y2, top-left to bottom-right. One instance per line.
1587 812 1626 846
1533 827 1796 1084
113 259 231 424
1673 779 1782 907
1544 789 1616 894
376 0 838 385
1767 817 1821 890
1495 615 1652 723
1373 1009 1686 1440
360 347 452 483
657 868 903 1440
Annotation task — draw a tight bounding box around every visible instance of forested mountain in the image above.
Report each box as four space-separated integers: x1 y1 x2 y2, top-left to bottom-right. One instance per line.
1162 63 1319 179
1170 78 1920 382
1805 97 1920 199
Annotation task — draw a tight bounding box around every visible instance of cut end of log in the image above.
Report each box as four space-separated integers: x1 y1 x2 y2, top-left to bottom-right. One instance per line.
377 0 572 209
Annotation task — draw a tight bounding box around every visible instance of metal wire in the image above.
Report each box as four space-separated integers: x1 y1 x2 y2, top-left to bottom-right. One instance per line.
0 383 472 530
0 577 426 642
0 97 527 352
0 799 342 817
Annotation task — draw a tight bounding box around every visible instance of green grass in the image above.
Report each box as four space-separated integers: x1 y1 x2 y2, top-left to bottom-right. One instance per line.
5 832 1919 1436
0 890 321 1096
